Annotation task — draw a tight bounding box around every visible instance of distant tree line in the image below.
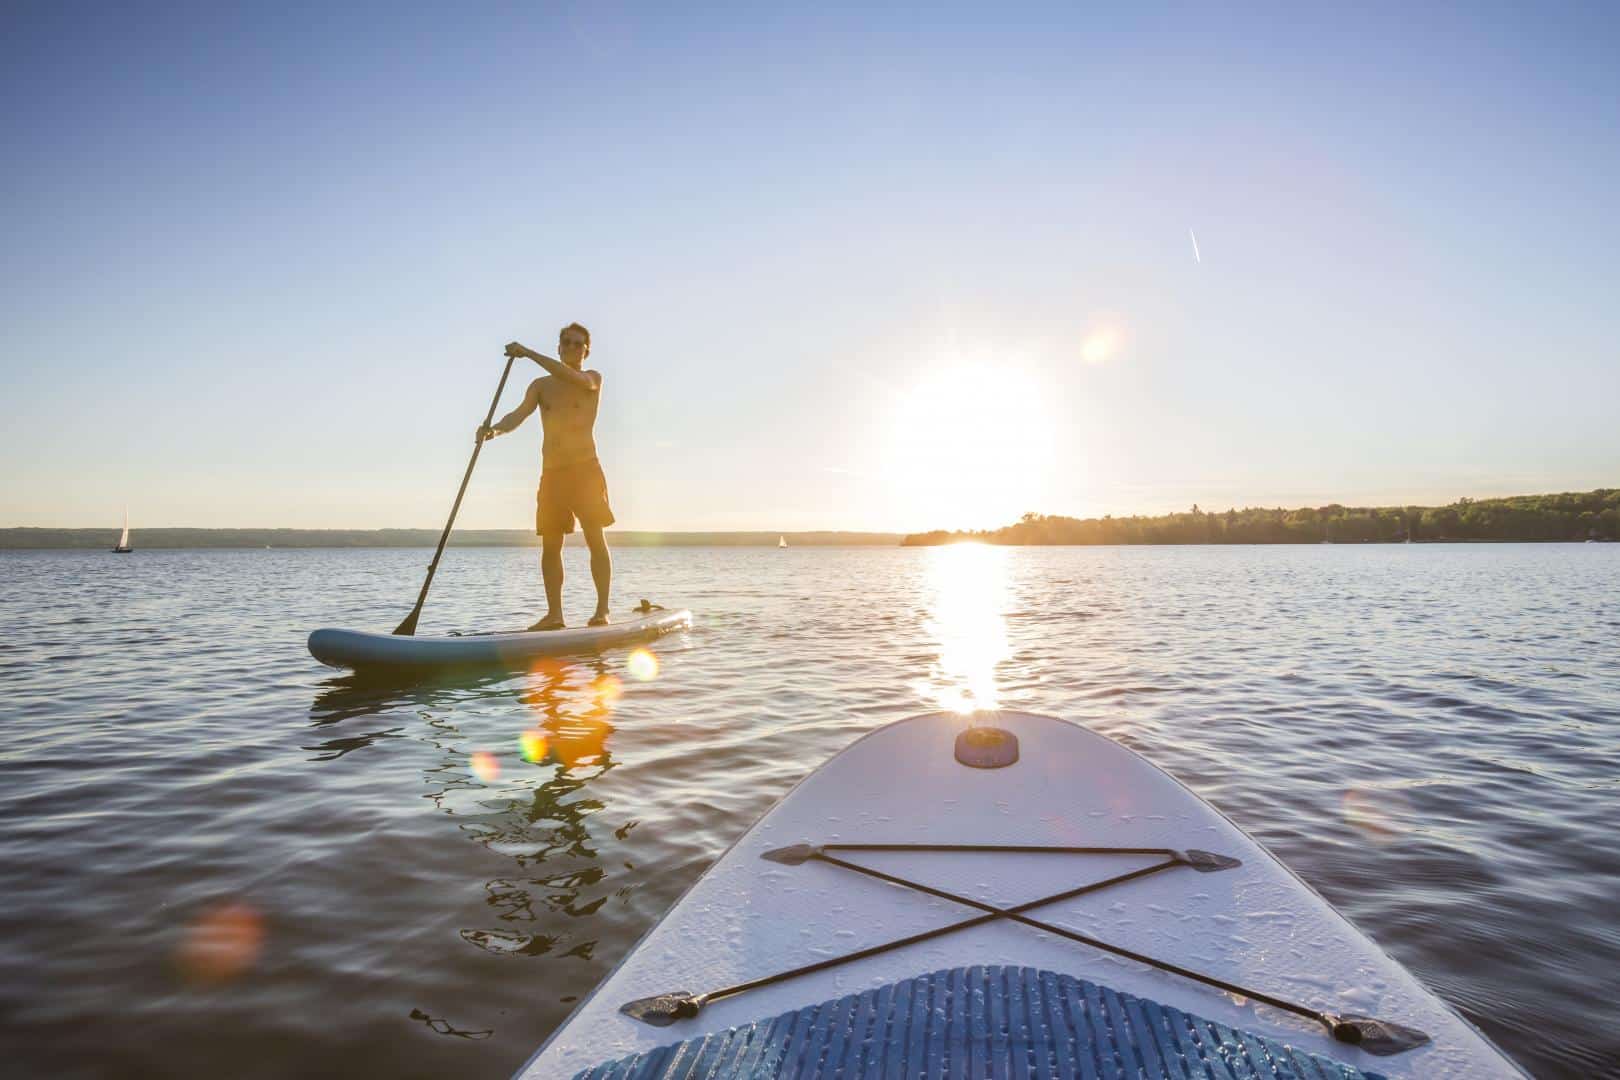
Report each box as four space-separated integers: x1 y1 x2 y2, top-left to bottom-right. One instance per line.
902 489 1620 546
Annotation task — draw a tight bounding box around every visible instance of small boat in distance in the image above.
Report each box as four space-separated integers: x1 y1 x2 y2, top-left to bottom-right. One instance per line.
112 509 133 553
778 535 788 548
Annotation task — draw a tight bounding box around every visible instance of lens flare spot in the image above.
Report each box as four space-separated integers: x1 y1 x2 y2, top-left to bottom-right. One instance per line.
592 674 624 705
519 730 549 764
1342 787 1412 843
470 751 500 783
177 901 264 984
1080 323 1126 366
627 648 659 682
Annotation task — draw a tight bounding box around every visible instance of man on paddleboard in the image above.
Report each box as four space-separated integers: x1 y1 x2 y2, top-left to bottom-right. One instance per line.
477 323 614 630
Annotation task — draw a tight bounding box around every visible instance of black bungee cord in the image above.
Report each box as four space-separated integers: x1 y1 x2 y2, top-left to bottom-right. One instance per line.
620 841 1429 1057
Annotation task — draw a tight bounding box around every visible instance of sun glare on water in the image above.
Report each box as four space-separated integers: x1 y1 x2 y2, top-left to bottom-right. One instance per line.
918 542 1012 713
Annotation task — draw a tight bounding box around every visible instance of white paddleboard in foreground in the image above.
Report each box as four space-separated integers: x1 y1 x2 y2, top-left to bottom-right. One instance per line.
308 607 690 673
519 711 1522 1079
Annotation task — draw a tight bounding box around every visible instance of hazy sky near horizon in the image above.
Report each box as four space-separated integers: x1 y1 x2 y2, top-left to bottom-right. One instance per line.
4 4 1618 533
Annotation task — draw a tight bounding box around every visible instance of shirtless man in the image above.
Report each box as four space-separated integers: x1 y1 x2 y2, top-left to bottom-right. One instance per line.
477 323 614 629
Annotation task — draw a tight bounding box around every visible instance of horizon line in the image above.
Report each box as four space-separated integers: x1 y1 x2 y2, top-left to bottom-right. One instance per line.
6 482 1616 536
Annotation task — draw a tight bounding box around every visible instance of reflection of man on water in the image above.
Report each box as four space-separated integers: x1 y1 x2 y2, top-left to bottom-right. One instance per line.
477 323 614 631
520 659 620 773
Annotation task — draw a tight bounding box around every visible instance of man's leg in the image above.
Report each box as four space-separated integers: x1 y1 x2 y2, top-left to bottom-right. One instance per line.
530 531 566 631
582 523 612 625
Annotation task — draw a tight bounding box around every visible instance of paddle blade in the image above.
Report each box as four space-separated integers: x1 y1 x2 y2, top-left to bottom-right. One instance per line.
760 843 820 866
1177 849 1242 873
393 606 422 636
1330 1014 1431 1055
620 991 703 1026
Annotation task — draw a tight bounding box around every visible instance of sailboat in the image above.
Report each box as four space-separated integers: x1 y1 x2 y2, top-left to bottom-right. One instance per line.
112 508 133 553
778 535 788 548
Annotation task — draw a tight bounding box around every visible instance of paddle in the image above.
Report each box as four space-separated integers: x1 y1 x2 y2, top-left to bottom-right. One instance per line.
394 353 518 635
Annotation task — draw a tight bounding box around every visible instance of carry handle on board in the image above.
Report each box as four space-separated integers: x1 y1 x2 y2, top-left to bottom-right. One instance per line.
394 353 518 636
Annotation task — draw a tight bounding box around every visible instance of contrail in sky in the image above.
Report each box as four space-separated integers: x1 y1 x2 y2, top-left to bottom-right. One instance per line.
1189 227 1201 264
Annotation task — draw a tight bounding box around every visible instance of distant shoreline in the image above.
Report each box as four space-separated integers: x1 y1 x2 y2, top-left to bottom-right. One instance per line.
902 488 1619 547
0 528 901 550
7 488 1617 550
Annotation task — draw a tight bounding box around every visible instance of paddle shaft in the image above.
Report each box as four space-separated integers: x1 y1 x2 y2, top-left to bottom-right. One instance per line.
394 354 518 635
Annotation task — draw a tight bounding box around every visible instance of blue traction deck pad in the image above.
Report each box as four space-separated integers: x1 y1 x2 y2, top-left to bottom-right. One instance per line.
575 964 1384 1079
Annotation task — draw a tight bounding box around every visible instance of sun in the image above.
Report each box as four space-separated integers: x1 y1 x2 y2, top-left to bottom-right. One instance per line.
882 355 1056 529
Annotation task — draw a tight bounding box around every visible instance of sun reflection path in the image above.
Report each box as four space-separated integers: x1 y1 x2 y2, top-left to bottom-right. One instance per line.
918 543 1012 714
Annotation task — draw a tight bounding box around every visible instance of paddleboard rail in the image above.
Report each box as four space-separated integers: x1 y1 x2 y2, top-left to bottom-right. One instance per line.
307 607 691 674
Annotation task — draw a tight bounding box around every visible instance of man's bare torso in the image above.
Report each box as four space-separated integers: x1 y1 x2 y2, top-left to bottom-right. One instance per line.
535 373 601 469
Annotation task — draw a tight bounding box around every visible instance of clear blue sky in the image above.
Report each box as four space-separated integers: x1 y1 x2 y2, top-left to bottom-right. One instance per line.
4 3 1617 532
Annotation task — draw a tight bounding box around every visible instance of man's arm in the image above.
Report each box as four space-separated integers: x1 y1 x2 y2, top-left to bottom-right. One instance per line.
506 342 601 391
478 379 542 441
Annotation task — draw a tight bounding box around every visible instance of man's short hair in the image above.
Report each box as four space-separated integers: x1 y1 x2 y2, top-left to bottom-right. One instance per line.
560 322 591 351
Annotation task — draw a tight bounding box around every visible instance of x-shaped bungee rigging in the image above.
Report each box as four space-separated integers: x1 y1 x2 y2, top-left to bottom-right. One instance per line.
620 841 1428 1056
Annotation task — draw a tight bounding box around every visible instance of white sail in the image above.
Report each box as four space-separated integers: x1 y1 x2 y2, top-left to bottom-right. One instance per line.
118 509 130 549
778 535 787 548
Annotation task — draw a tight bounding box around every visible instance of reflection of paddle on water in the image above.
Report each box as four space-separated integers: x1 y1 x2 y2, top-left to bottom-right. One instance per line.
307 669 526 725
409 1008 492 1040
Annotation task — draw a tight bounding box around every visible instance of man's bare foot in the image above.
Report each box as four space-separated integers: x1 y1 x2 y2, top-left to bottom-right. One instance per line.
527 614 566 632
588 611 610 627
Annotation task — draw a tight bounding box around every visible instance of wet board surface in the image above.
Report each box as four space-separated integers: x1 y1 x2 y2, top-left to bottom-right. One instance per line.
517 711 1521 1079
307 607 690 673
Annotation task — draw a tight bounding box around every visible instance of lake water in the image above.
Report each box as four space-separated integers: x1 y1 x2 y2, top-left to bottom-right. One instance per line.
0 544 1615 1077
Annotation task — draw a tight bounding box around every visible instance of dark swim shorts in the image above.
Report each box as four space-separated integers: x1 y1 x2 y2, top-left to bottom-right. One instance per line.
536 458 615 535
